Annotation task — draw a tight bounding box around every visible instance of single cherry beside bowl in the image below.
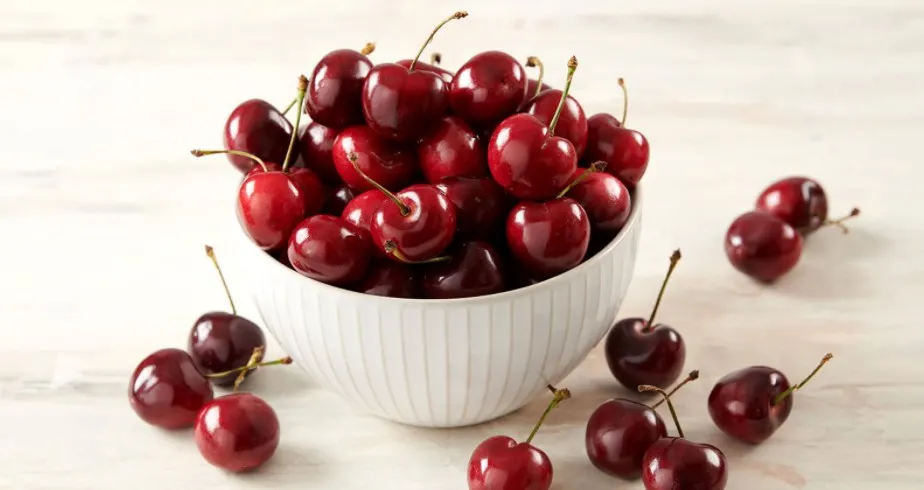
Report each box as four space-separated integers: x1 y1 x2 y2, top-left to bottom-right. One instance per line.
223 99 293 174
451 50 528 130
755 176 860 236
725 210 803 283
582 79 650 187
304 42 376 129
195 392 280 473
128 348 215 429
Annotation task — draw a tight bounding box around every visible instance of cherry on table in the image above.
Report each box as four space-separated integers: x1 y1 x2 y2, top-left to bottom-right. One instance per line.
195 392 280 473
288 214 373 286
566 162 631 238
725 210 803 283
418 116 488 184
332 125 417 192
129 348 215 429
605 249 686 391
355 260 421 298
396 51 455 83
322 184 357 216
451 50 528 130
297 121 341 184
522 61 588 156
523 56 552 107
422 240 505 299
582 78 650 187
223 99 294 174
755 176 860 236
304 42 376 129
709 353 834 445
435 177 508 240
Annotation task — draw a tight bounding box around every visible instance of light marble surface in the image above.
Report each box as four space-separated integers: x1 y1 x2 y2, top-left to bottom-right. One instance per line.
2 0 922 488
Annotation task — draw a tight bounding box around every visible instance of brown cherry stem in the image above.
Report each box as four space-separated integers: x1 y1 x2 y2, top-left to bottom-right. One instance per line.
430 52 442 65
618 78 629 126
383 241 451 264
651 370 700 409
772 353 833 406
204 245 236 315
408 11 468 72
361 42 376 56
526 56 545 99
525 384 571 444
822 208 861 234
644 249 682 331
281 75 309 172
191 149 267 173
347 152 411 216
639 385 684 438
281 97 297 116
556 161 607 199
548 56 578 137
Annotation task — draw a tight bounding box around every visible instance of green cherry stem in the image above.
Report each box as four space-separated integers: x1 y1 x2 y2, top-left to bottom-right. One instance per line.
823 208 861 234
639 385 684 438
383 240 451 264
281 97 297 117
281 75 309 172
618 78 629 126
556 160 607 199
526 56 545 99
348 152 411 216
644 249 682 331
651 370 700 409
190 149 267 173
408 11 468 72
525 385 572 444
547 56 578 137
204 245 236 315
772 353 834 406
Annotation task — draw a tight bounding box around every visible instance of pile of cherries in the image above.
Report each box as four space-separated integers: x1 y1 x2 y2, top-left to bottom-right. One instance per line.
128 246 291 472
192 10 649 299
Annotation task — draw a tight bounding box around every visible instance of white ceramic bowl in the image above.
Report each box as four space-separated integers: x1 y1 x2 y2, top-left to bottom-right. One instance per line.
236 188 642 428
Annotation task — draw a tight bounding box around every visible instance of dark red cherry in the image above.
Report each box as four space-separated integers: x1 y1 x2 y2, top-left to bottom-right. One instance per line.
451 51 528 130
371 183 457 263
128 348 214 429
223 99 293 174
297 122 340 184
288 214 372 286
304 43 376 129
422 241 505 299
396 52 454 83
355 260 421 298
506 196 590 279
566 164 631 237
418 116 488 184
195 393 280 473
342 190 389 239
523 88 588 157
725 210 803 283
322 184 357 216
582 79 650 187
755 176 860 236
286 167 326 216
435 177 508 240
332 125 416 192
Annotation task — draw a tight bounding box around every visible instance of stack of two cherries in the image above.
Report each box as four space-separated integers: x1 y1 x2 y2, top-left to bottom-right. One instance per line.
192 10 650 299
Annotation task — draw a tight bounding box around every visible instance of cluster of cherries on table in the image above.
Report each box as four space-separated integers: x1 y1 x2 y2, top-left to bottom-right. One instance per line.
191 10 648 298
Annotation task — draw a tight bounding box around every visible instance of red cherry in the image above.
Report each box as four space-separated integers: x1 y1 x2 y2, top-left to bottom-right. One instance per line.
230 156 305 251
755 176 860 236
286 167 326 216
396 52 454 83
421 241 505 299
297 122 340 184
583 79 650 187
522 56 552 108
435 177 508 240
322 184 357 216
129 348 214 429
605 250 686 390
332 125 417 192
418 116 488 184
355 260 421 298
223 99 293 174
725 210 803 283
488 57 580 200
523 88 588 157
708 354 833 445
304 43 376 129
288 214 372 286
342 190 389 240
451 51 528 130
468 386 570 490
195 393 280 473
361 12 467 142
566 163 632 237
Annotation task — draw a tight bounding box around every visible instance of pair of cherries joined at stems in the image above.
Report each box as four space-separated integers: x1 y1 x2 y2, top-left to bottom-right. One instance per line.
128 246 292 473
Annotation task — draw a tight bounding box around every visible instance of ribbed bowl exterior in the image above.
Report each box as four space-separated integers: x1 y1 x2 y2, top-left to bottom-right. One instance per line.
238 194 642 428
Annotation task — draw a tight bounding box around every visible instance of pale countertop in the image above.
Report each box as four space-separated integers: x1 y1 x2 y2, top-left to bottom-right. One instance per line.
1 0 922 488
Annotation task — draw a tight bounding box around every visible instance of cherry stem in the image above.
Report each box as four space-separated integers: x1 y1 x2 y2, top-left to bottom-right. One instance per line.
281 75 309 172
347 152 410 216
822 208 861 234
204 245 236 315
651 370 700 409
772 353 834 406
618 78 629 126
639 385 684 438
525 384 571 444
556 161 607 199
191 149 267 173
526 56 545 99
430 52 442 65
383 241 451 264
281 98 297 117
644 249 682 331
547 56 578 137
408 11 468 72
361 42 376 56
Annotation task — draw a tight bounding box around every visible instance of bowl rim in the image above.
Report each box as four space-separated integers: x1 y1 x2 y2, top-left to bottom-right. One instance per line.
244 184 643 305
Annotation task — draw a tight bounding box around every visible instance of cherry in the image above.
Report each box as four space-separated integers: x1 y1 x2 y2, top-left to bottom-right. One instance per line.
468 386 570 490
362 12 467 142
709 353 833 445
586 371 699 480
435 177 508 240
505 167 593 279
566 162 631 237
418 116 488 184
304 42 376 129
222 99 293 174
297 121 340 184
396 52 455 83
342 189 389 241
332 125 417 192
451 51 528 130
421 241 505 299
755 176 860 236
605 250 686 390
129 348 215 429
189 246 267 387
582 79 650 187
323 184 357 216
725 210 803 283
488 56 580 200
288 214 372 286
640 386 728 490
523 56 552 106
522 67 588 156
195 392 280 473
355 260 421 298
286 166 326 216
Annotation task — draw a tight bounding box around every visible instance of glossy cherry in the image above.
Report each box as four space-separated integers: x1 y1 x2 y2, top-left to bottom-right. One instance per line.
288 214 372 286
756 176 860 236
297 121 340 184
435 177 508 240
605 250 686 390
523 83 588 156
355 260 421 298
332 125 417 192
286 167 326 216
488 56 579 200
342 190 388 240
709 353 833 445
451 50 528 130
725 210 803 283
523 56 552 106
640 386 728 490
323 184 357 216
418 116 488 184
362 12 466 142
583 79 650 187
304 42 376 129
586 371 698 480
223 99 294 174
468 386 570 490
567 163 631 237
396 52 454 83
195 392 280 473
422 241 505 299
129 348 215 429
